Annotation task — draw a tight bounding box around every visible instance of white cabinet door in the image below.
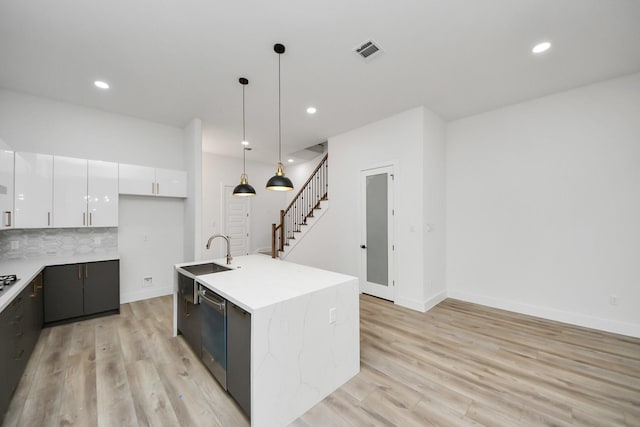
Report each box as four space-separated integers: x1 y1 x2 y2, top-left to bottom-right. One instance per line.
88 160 118 227
0 149 14 229
14 152 53 228
119 163 156 196
53 156 88 228
156 168 187 198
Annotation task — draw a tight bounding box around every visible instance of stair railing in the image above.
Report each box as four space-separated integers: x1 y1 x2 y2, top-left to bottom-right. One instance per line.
272 153 328 258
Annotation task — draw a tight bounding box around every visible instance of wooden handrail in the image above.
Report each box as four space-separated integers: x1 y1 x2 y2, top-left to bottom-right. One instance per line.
283 153 328 215
271 153 328 258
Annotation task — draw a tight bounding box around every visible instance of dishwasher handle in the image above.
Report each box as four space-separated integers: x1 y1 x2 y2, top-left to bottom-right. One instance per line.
199 289 226 313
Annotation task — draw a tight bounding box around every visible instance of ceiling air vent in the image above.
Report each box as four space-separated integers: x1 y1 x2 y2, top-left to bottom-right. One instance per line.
354 40 383 61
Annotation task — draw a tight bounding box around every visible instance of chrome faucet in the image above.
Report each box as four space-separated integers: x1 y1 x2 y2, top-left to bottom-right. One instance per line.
205 234 233 265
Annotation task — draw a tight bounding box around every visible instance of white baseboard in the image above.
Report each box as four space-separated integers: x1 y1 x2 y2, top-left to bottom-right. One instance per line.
395 290 447 313
120 286 174 304
448 289 640 338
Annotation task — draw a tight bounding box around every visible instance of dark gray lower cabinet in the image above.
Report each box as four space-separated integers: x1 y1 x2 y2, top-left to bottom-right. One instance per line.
1 274 43 423
227 302 251 417
177 273 201 356
44 260 119 324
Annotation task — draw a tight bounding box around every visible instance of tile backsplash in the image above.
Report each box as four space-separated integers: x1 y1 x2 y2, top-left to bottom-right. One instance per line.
0 228 118 261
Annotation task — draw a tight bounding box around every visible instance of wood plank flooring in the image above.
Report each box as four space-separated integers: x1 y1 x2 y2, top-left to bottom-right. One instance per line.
3 294 640 426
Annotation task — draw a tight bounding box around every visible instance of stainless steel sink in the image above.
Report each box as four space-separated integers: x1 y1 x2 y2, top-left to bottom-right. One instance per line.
181 263 231 275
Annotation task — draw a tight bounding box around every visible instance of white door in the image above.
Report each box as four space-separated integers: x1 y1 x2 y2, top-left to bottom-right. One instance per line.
0 150 14 229
14 152 53 228
88 160 119 227
53 156 88 228
223 185 250 256
360 165 394 300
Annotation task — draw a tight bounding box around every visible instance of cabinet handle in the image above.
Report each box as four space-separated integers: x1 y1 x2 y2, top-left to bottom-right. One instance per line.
152 182 155 194
85 264 89 279
48 211 51 226
15 349 24 360
11 315 23 325
15 331 24 338
89 212 93 226
156 183 160 194
231 304 249 316
83 212 86 225
184 298 190 317
4 211 11 227
78 264 82 280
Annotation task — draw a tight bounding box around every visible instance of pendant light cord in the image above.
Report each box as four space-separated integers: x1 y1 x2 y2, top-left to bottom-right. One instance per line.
278 52 282 163
242 84 247 174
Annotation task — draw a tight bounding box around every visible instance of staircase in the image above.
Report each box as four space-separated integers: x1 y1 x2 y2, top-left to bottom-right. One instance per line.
272 153 328 258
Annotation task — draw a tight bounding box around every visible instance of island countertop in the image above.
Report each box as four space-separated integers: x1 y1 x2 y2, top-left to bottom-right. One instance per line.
175 254 356 313
174 254 360 427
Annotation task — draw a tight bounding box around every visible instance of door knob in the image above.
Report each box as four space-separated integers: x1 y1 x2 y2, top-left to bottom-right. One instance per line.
360 245 367 249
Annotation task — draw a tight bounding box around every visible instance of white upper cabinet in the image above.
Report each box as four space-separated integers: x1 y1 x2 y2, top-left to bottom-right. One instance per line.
0 149 14 230
119 163 187 198
156 168 187 198
53 156 119 228
53 156 88 228
14 152 53 228
119 163 156 196
87 160 118 227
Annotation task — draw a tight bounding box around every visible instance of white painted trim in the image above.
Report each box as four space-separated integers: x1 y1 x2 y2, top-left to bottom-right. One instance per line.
395 290 447 313
448 290 640 338
120 286 173 304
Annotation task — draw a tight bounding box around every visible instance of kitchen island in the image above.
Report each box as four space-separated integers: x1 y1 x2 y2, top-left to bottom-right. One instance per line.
174 254 360 427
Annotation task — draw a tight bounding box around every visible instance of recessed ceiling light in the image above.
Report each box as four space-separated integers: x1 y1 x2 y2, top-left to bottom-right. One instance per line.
306 107 317 114
532 42 551 54
288 158 294 163
94 80 109 89
241 140 249 146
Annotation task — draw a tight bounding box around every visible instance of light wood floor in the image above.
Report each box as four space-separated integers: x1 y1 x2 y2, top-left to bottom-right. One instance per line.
3 295 640 426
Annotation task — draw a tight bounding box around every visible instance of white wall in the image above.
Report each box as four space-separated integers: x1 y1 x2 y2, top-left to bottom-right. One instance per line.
118 196 184 302
0 89 184 167
183 118 203 261
0 89 187 303
201 153 286 258
446 73 640 337
423 108 447 305
286 107 446 311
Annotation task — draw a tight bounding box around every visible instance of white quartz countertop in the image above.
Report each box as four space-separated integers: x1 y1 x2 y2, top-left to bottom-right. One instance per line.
175 254 357 313
0 251 120 312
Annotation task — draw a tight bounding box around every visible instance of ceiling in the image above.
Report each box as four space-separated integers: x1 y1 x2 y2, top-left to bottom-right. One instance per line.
1 0 639 163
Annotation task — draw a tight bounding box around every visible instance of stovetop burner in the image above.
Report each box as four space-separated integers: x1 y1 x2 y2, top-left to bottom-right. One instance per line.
0 274 18 290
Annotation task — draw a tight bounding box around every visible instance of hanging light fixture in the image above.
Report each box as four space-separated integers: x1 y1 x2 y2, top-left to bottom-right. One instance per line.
233 77 257 197
266 43 294 191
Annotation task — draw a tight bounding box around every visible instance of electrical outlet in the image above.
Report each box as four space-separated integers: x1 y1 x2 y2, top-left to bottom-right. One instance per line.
10 240 19 250
143 277 153 287
329 307 337 324
609 295 618 306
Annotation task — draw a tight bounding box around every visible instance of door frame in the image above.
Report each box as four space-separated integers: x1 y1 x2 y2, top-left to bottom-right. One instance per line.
220 184 251 256
359 163 395 301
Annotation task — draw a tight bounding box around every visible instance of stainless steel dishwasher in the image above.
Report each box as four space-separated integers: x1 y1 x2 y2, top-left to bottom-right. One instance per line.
199 286 227 389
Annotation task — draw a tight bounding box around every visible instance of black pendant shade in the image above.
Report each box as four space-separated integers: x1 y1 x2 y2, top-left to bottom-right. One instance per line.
233 77 256 197
266 162 294 191
266 43 294 191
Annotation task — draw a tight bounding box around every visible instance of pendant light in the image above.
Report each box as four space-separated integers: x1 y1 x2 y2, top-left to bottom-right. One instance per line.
233 77 257 197
266 43 294 191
